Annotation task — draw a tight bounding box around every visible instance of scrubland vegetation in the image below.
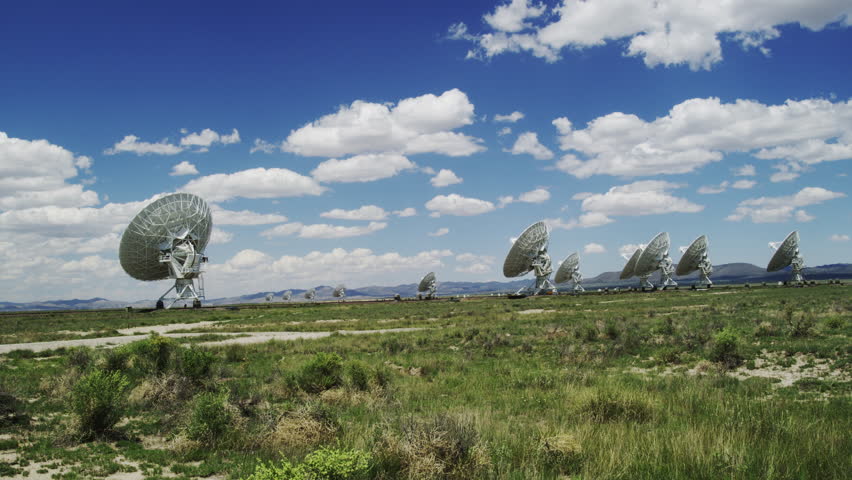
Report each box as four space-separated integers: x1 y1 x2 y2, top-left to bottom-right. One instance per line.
0 285 849 479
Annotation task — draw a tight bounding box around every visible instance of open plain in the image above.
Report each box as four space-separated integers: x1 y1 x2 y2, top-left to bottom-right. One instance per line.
0 285 849 479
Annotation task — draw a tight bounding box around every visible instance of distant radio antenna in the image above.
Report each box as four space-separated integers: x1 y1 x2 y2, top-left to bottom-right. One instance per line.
554 252 584 293
304 288 316 301
119 193 212 309
633 232 677 290
282 290 292 302
503 221 556 295
676 235 713 288
265 293 274 302
417 272 437 300
333 284 346 301
767 231 805 284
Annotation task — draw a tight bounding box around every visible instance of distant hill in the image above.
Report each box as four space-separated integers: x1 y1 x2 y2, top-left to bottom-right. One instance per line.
2 263 850 311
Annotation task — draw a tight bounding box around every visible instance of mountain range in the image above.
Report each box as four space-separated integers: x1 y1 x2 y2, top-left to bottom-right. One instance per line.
1 263 850 312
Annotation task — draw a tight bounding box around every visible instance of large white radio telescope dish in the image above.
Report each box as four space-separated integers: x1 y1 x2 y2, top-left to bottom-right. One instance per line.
676 235 713 288
767 231 805 284
417 272 437 299
282 290 292 301
619 248 643 280
119 193 212 309
633 232 677 289
304 288 316 301
503 221 556 295
333 284 346 300
554 252 584 293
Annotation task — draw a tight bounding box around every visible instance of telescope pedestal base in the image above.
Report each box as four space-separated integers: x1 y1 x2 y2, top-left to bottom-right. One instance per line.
158 278 203 309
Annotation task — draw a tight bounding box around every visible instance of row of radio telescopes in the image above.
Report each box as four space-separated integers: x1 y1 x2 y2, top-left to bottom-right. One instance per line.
118 193 808 309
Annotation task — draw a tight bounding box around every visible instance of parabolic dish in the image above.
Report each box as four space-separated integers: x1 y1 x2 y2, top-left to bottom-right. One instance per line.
304 288 315 299
283 290 292 300
634 232 670 277
554 252 580 284
503 221 550 278
333 285 345 297
418 272 436 292
119 193 212 281
619 248 643 280
767 231 800 272
676 235 708 276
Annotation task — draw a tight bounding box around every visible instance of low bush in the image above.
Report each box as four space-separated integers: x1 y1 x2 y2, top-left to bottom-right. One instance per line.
67 347 93 370
263 401 339 453
70 369 129 439
377 413 488 479
178 347 216 382
0 391 29 426
185 391 237 446
708 328 743 369
128 334 177 374
243 447 371 480
99 347 130 372
786 311 816 337
345 361 370 391
291 353 344 393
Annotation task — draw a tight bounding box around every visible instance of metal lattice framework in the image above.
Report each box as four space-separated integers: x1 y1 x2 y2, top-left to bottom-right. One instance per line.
768 231 805 284
554 252 584 293
677 235 713 288
119 193 212 308
503 221 556 295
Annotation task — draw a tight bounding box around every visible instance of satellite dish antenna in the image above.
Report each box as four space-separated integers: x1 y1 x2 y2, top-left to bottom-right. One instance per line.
265 293 274 302
634 232 677 290
554 252 584 293
333 284 346 301
304 288 316 301
767 231 805 284
417 272 437 299
676 235 713 288
502 221 556 295
282 290 292 302
119 193 212 309
619 247 643 280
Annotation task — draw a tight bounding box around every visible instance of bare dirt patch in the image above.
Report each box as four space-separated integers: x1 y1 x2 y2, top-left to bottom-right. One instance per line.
517 309 557 315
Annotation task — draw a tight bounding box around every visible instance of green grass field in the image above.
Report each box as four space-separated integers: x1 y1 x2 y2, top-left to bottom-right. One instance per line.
0 285 850 479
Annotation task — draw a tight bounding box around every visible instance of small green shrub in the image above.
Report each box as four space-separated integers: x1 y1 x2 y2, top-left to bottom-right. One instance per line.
824 316 843 330
178 347 215 381
128 335 177 373
185 391 235 445
242 448 370 480
786 311 816 337
709 328 743 369
345 361 370 391
67 347 93 370
301 447 371 480
0 391 29 426
753 321 776 337
99 347 130 372
70 369 129 438
293 353 343 393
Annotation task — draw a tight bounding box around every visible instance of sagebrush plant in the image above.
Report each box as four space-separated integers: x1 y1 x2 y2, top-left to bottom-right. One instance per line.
709 328 743 368
242 447 371 480
786 310 816 337
178 346 216 382
185 391 236 446
70 369 129 438
291 353 344 393
128 334 177 373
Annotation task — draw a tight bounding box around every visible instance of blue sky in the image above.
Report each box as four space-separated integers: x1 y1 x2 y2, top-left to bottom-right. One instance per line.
1 0 850 301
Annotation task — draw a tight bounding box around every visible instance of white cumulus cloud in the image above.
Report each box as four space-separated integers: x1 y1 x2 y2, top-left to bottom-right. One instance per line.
320 205 389 221
182 167 325 202
170 161 199 176
261 221 387 239
282 89 484 158
508 132 554 160
553 97 852 178
452 0 851 70
429 227 450 237
494 111 525 123
726 186 845 223
583 243 606 254
394 207 417 217
830 234 850 242
425 194 496 217
311 153 416 183
105 135 183 155
430 169 463 187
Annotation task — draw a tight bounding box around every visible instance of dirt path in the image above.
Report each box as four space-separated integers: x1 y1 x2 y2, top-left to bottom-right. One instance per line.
0 328 423 354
